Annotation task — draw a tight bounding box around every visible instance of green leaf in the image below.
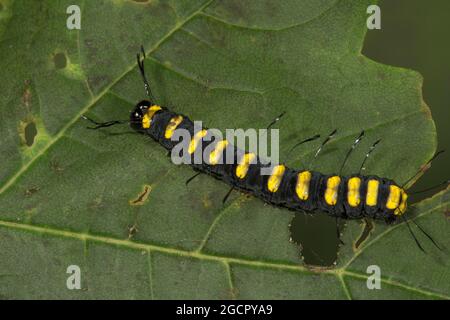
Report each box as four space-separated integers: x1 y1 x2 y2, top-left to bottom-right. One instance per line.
0 0 448 299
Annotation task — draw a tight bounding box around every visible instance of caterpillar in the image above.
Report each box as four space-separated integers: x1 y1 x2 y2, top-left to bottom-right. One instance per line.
126 99 408 224
83 47 446 250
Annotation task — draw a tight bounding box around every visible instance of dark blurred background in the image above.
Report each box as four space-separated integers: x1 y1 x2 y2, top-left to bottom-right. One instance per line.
293 0 450 266
363 0 450 202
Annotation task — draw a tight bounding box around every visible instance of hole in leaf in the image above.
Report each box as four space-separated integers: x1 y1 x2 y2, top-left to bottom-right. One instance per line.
289 213 340 266
53 52 67 69
24 121 37 146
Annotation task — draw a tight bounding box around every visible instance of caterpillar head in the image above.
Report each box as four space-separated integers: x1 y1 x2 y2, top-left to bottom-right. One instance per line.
130 100 162 132
130 100 150 132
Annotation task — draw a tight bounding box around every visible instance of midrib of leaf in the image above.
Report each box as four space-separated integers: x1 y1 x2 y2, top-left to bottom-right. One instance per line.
0 0 214 196
0 196 447 300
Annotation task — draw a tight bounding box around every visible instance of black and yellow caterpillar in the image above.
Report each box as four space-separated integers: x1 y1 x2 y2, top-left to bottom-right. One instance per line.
83 48 446 251
128 99 407 224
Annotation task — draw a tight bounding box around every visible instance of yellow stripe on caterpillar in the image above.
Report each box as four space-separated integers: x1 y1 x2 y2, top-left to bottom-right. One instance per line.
395 190 408 215
296 171 311 200
386 185 401 210
366 179 379 206
324 176 341 206
142 105 162 129
267 165 286 193
347 177 361 207
164 115 183 139
236 153 256 179
188 129 208 154
209 140 229 165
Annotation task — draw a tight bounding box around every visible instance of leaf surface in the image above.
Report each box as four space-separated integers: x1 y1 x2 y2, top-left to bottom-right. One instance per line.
0 0 448 299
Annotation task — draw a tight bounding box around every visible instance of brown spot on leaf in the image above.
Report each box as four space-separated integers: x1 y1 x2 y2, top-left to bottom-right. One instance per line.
129 185 152 206
128 224 139 239
88 197 103 210
22 80 32 109
53 52 67 69
49 159 64 173
87 75 110 90
24 186 39 197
